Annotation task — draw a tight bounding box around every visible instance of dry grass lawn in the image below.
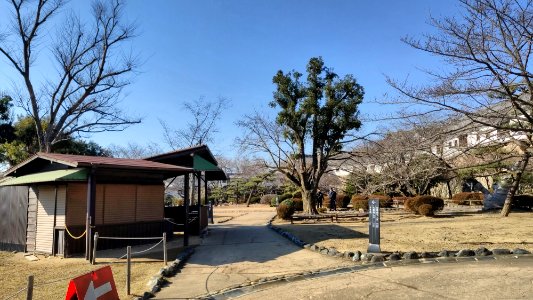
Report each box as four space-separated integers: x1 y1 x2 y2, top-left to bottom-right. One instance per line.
0 242 187 299
274 209 533 253
0 205 269 300
213 203 274 223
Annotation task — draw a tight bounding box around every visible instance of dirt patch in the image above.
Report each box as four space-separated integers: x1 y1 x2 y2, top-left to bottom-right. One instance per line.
213 204 274 223
273 209 533 253
1 244 187 299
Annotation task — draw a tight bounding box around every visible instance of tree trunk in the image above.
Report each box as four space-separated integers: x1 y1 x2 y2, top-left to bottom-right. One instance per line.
500 153 530 217
446 181 453 199
246 190 253 207
302 189 318 214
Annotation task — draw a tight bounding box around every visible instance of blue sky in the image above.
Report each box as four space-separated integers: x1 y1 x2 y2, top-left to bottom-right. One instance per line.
0 1 461 158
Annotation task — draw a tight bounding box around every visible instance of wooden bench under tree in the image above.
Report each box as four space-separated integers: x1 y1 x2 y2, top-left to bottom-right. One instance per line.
291 212 369 224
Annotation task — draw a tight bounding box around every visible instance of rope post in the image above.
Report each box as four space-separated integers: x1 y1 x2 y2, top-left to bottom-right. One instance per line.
126 246 131 296
163 232 167 266
26 275 34 300
92 232 99 265
209 201 214 224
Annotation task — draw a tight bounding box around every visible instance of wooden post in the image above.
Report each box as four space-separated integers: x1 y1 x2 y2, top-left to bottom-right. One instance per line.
86 169 96 261
197 172 202 234
184 173 190 246
91 232 99 265
126 246 131 295
26 275 34 300
163 232 167 266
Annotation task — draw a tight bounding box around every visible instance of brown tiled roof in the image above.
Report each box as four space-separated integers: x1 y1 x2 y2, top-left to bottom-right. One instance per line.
38 152 190 170
4 152 192 177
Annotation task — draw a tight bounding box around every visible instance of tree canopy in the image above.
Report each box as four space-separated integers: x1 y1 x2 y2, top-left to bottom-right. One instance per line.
0 0 140 153
238 56 364 213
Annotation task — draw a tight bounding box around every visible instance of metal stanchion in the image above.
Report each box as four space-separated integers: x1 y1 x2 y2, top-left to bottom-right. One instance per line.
92 232 99 265
126 246 131 295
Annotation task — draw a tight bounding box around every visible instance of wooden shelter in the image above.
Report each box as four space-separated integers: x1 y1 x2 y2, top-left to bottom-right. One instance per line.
146 144 227 240
0 153 192 258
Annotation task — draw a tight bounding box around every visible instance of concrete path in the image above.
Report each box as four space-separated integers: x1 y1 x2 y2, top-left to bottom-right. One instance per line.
236 255 533 299
154 210 352 299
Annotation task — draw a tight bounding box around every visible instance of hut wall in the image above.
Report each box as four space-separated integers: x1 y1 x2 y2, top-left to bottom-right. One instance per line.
35 185 66 254
136 185 164 222
0 186 29 252
104 184 136 224
66 183 164 226
26 187 38 252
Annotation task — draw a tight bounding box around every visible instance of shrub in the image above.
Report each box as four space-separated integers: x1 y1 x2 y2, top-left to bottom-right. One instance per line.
271 196 279 207
292 198 304 211
368 195 393 208
352 199 369 210
392 196 413 204
513 195 533 210
276 199 295 220
351 194 369 210
250 196 261 204
452 192 484 205
404 198 416 213
352 194 393 209
279 193 293 201
407 195 444 216
260 194 276 206
418 204 435 216
336 193 351 208
292 191 302 198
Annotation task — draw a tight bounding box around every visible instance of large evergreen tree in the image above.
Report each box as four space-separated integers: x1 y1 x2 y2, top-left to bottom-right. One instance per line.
239 57 364 214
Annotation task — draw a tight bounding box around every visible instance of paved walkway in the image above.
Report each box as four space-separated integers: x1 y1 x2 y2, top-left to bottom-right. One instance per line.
237 255 533 299
154 211 352 299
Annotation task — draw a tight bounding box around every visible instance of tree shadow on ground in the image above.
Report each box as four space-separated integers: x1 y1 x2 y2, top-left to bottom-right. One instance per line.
274 224 368 246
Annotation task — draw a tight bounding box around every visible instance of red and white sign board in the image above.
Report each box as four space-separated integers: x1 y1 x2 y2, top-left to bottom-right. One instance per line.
65 266 119 300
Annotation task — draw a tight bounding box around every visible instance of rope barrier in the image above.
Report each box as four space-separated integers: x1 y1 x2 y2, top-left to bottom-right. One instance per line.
98 236 162 240
164 219 185 226
5 270 86 300
5 286 27 300
65 225 87 239
118 239 164 259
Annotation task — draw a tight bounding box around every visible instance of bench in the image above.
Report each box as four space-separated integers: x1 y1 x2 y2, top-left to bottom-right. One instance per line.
333 212 369 222
290 212 369 224
290 214 334 224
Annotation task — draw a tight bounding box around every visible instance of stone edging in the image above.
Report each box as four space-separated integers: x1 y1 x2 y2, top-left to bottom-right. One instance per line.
136 246 195 300
266 215 531 263
203 254 533 299
194 215 532 299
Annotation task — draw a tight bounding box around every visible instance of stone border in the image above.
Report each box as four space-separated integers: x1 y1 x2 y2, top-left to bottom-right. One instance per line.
266 215 531 263
136 246 195 300
197 215 532 299
204 254 533 299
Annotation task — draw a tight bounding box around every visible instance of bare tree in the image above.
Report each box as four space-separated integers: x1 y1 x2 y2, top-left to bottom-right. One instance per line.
387 0 533 216
345 121 452 196
108 142 162 159
0 0 140 152
161 96 229 149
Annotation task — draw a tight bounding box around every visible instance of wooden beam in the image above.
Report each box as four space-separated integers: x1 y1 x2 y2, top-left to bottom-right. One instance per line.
183 173 189 247
86 168 96 261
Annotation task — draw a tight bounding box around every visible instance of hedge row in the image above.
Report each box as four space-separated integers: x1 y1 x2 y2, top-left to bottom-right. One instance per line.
351 194 393 210
405 196 444 216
